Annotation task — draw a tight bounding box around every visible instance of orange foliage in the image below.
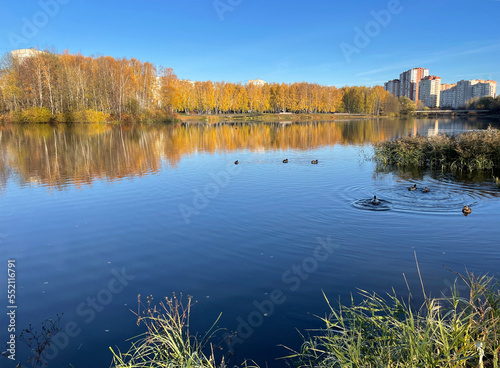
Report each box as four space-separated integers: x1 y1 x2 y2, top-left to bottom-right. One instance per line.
0 49 393 121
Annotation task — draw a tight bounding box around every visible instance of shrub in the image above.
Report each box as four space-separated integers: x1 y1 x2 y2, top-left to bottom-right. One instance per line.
55 109 110 123
18 107 53 123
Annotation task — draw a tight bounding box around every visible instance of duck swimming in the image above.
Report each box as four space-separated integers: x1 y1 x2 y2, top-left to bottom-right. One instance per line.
311 160 319 164
462 206 472 215
371 195 380 205
422 187 430 193
234 160 239 165
283 159 288 163
408 184 417 191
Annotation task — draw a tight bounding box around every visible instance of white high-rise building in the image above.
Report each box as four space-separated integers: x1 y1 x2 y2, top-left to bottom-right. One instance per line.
440 88 456 108
419 76 441 108
438 80 496 108
449 80 497 108
472 80 497 100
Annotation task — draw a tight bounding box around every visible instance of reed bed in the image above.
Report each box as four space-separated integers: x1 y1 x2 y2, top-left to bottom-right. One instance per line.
374 128 500 174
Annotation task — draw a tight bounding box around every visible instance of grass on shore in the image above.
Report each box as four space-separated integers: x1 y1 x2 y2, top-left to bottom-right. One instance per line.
285 271 500 368
109 271 500 368
374 127 500 175
110 294 225 368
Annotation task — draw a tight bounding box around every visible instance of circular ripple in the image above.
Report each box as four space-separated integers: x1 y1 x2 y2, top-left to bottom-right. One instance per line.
342 177 500 215
352 198 392 211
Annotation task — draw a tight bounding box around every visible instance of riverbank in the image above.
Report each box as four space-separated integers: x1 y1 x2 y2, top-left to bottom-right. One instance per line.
2 110 498 125
178 112 376 123
0 111 384 124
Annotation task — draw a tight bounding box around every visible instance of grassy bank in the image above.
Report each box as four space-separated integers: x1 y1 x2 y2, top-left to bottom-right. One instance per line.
108 272 500 368
374 127 500 175
0 108 180 124
0 110 381 124
178 112 376 123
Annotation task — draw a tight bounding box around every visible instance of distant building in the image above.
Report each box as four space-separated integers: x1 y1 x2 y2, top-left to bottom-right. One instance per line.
399 68 429 102
248 79 267 86
384 79 401 97
439 79 497 108
472 80 497 100
11 48 45 62
419 76 441 108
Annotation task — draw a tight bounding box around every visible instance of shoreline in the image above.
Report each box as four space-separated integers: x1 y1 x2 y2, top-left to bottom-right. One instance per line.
177 112 378 123
1 111 498 125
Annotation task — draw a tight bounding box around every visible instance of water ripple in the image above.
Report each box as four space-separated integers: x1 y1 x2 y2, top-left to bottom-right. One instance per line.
352 198 392 211
346 178 500 215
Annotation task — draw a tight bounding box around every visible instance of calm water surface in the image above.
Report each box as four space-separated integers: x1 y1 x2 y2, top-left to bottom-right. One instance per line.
1 118 500 367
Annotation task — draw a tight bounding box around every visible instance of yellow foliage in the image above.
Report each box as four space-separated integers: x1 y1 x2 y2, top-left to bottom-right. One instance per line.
0 49 397 121
59 109 110 123
19 107 53 123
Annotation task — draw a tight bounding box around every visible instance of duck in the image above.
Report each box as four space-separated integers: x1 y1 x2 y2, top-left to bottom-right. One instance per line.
370 195 380 205
462 206 472 215
422 187 430 193
283 159 289 163
408 184 417 191
234 160 239 165
311 160 319 164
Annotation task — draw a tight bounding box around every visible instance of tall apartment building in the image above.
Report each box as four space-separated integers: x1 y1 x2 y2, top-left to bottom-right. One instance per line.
472 80 497 100
440 88 456 108
399 68 429 102
418 76 441 108
384 79 401 97
439 80 497 108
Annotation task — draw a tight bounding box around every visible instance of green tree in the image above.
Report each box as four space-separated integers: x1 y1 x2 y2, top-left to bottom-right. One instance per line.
399 96 416 115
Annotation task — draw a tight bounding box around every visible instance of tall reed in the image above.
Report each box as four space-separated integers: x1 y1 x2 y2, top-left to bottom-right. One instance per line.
374 128 500 175
284 272 500 368
110 294 225 368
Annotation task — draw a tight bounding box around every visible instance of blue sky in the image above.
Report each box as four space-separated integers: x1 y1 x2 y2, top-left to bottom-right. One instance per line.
0 0 499 86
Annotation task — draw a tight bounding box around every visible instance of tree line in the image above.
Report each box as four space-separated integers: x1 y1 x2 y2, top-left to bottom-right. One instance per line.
466 96 500 113
0 49 406 123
